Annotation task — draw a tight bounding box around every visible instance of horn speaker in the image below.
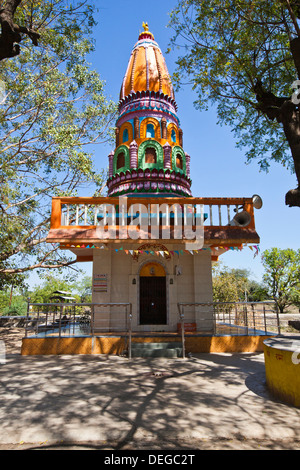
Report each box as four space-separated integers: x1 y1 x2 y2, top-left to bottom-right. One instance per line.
231 210 251 227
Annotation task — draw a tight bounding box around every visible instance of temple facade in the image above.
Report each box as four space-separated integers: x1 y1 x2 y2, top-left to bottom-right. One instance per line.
46 25 261 335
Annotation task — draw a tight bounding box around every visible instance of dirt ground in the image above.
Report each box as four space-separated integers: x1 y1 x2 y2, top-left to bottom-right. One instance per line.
0 327 300 452
0 327 24 355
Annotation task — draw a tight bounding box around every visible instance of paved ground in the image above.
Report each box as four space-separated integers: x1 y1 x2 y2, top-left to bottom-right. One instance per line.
0 328 300 451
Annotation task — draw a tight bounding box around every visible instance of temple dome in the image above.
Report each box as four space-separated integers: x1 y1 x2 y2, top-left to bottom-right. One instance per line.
119 23 175 101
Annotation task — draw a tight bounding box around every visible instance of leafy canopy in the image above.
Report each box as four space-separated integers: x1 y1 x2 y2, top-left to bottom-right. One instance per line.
262 247 300 312
212 264 269 303
0 0 117 285
168 0 300 195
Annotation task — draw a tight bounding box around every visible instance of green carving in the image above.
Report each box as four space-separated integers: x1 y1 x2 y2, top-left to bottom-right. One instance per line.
172 146 186 175
113 145 130 175
138 139 164 170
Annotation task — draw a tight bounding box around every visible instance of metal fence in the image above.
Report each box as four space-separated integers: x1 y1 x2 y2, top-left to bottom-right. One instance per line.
24 302 132 338
177 301 280 358
177 301 281 335
24 300 279 359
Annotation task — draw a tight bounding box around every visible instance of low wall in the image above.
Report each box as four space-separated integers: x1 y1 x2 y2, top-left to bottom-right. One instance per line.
21 334 272 356
288 321 300 331
185 335 270 353
264 337 300 408
0 316 27 327
21 336 126 356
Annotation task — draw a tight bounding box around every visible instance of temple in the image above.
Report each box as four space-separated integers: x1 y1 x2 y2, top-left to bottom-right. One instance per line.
41 25 264 350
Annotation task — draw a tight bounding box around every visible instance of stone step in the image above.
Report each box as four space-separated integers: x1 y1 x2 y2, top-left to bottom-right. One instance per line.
131 342 182 349
131 347 182 358
130 341 183 358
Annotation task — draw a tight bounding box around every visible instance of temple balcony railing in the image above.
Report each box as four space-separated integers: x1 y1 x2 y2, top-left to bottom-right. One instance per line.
47 195 261 246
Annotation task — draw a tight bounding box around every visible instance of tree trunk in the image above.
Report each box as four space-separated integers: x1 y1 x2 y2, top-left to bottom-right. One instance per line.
279 101 300 207
0 0 22 59
254 80 300 207
0 0 40 61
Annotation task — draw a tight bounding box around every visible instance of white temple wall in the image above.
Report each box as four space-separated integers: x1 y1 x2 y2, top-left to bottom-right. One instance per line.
92 245 214 333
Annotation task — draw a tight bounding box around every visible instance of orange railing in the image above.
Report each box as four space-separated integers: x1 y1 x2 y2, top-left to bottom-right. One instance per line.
48 195 260 245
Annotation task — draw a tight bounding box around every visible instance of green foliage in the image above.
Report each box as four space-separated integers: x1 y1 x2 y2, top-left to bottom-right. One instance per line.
0 287 28 316
291 288 300 312
262 247 300 312
0 0 117 282
29 274 78 304
212 264 269 304
213 265 245 303
75 275 92 302
168 1 297 174
2 296 28 316
0 271 27 290
0 272 92 315
247 280 270 302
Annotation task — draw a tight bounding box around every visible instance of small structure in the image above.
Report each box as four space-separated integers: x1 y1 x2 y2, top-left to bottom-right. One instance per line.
21 25 276 357
49 291 76 303
264 337 300 408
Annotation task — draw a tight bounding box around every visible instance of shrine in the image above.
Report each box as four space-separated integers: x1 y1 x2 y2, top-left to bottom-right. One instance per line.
21 25 272 357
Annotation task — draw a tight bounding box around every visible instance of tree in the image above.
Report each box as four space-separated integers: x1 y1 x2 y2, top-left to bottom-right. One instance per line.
0 0 117 285
291 288 300 311
168 0 300 207
29 274 77 304
0 0 40 61
262 247 300 312
76 275 92 302
212 265 249 303
213 264 270 304
0 272 92 314
0 285 27 315
246 279 270 302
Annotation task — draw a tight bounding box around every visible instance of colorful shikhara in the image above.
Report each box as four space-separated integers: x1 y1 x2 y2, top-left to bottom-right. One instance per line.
107 23 192 198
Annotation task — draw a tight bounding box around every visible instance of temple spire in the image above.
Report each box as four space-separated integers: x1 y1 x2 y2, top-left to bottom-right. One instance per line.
139 22 154 40
107 26 192 198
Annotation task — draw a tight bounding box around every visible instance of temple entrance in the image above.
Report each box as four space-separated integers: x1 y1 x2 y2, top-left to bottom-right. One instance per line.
139 262 167 325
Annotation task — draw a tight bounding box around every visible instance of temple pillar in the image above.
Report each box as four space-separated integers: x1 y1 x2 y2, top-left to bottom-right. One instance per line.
130 140 138 168
163 142 172 169
134 117 139 140
108 151 114 177
179 128 183 147
161 118 167 139
115 127 120 147
185 153 191 178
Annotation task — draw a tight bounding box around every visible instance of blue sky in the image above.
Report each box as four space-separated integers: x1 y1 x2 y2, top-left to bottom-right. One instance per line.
28 0 300 288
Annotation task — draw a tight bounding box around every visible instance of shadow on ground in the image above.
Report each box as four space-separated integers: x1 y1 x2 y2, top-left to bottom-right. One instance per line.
0 349 299 451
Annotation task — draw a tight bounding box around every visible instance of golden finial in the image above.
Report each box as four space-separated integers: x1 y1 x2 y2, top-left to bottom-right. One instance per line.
139 22 154 40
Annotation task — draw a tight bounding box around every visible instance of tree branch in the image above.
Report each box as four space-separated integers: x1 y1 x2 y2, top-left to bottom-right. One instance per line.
253 79 290 121
0 0 40 61
1 258 78 274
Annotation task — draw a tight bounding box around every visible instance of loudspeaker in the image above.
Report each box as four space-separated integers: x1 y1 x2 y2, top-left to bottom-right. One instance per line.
252 194 263 209
231 210 251 227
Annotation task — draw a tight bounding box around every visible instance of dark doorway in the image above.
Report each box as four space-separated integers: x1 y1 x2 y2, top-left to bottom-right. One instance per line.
140 276 167 325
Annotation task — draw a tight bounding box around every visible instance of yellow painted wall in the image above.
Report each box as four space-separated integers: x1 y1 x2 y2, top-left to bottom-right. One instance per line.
21 335 270 356
21 337 126 356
